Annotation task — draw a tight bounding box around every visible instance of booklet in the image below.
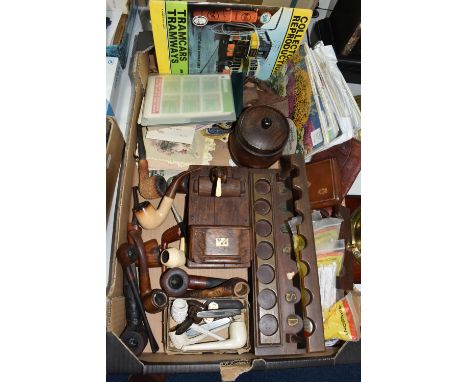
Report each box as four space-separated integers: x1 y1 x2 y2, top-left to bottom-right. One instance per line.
149 0 312 80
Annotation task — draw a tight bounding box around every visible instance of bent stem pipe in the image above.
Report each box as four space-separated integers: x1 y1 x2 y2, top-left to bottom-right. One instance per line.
116 243 159 353
169 320 231 350
128 229 168 313
132 224 182 268
136 124 167 200
180 321 247 351
129 187 162 267
128 221 161 267
160 268 226 297
161 224 183 250
135 239 161 267
160 237 186 268
121 264 148 356
134 170 194 230
154 177 186 232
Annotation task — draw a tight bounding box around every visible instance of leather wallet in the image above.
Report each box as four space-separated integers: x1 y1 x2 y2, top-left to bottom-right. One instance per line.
310 138 361 199
305 158 341 209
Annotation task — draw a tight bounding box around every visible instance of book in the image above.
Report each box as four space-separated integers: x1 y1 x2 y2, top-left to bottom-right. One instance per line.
141 73 236 125
149 0 312 80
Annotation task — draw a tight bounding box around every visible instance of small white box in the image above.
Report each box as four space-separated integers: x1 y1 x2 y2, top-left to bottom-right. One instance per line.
106 57 122 116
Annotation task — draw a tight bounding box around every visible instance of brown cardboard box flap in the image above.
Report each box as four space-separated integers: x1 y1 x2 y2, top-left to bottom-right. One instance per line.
220 360 253 382
106 116 125 223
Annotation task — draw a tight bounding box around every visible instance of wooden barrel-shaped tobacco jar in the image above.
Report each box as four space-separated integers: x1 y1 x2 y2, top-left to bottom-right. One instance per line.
228 105 289 169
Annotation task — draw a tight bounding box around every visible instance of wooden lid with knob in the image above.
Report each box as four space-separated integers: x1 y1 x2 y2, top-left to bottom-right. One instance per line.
229 105 289 168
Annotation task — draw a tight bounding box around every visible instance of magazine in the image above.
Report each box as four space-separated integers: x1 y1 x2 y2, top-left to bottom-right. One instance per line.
266 43 361 160
266 45 325 158
149 0 312 80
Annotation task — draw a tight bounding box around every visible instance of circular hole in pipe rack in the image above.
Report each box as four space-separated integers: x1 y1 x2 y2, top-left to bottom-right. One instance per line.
255 179 271 194
256 241 274 260
259 314 278 336
255 219 272 237
257 264 275 284
254 198 271 215
258 288 277 310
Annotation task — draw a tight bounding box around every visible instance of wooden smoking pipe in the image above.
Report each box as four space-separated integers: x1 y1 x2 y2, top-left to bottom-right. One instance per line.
133 169 194 230
160 238 186 268
161 224 183 250
174 300 205 335
175 299 244 335
136 124 190 199
132 224 183 268
136 124 167 200
116 243 159 353
152 177 187 239
183 278 250 299
179 320 248 352
129 187 161 267
160 268 227 298
120 263 148 356
128 229 168 314
159 224 186 268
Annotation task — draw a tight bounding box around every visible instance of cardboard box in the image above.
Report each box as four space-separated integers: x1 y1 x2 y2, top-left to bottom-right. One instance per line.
106 57 123 116
106 116 126 223
106 32 360 378
106 0 138 68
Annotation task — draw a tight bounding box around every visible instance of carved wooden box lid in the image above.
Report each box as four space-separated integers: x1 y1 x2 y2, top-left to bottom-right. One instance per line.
234 105 289 155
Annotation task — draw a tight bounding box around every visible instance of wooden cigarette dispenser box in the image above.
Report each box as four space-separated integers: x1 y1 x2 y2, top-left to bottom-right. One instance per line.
187 166 251 268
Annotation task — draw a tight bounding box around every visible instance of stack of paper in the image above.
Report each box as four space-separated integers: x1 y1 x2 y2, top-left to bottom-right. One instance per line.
139 73 237 171
264 42 360 161
303 42 361 160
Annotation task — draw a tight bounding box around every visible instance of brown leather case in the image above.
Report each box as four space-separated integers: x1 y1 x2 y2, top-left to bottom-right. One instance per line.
306 158 341 209
310 138 361 199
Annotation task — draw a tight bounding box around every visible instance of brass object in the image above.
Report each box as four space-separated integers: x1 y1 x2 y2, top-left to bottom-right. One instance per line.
349 206 361 262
